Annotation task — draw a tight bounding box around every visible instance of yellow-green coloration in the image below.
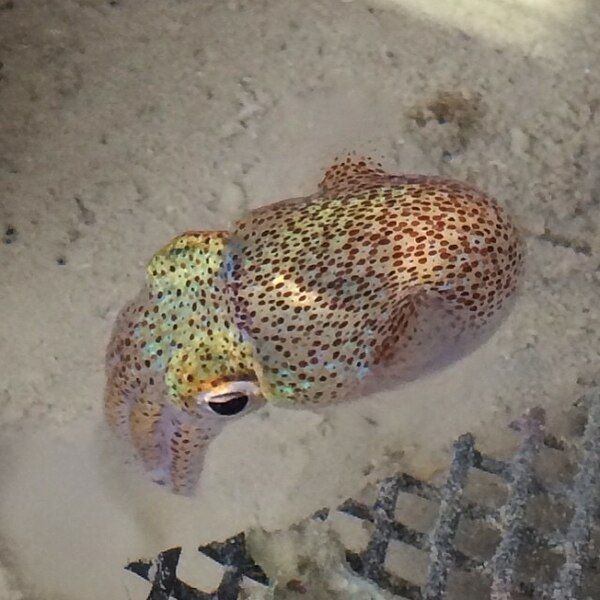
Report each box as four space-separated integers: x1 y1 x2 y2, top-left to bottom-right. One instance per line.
144 232 257 409
105 156 523 494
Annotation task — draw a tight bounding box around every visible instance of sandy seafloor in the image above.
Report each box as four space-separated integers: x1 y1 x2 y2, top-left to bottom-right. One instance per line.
0 1 599 598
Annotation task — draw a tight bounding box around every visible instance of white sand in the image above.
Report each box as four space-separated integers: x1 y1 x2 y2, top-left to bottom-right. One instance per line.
1 0 599 598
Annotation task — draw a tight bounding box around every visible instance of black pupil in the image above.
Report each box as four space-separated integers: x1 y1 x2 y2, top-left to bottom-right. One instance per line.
208 394 249 416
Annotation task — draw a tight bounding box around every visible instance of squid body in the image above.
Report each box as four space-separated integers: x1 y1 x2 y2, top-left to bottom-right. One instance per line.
105 158 524 493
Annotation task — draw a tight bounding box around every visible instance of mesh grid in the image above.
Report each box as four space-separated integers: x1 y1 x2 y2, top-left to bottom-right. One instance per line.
126 390 600 599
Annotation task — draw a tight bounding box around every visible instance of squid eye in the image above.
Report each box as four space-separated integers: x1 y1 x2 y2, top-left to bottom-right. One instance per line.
198 380 262 417
207 394 249 416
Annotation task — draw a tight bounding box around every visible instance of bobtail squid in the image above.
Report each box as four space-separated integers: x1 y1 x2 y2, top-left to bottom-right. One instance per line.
104 157 524 494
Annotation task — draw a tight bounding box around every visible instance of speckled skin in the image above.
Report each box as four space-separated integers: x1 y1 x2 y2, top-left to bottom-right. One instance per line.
105 158 524 494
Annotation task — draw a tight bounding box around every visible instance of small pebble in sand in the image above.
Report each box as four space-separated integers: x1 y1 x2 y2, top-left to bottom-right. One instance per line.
3 225 17 244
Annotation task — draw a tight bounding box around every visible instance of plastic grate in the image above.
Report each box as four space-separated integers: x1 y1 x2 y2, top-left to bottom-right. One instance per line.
126 389 600 600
